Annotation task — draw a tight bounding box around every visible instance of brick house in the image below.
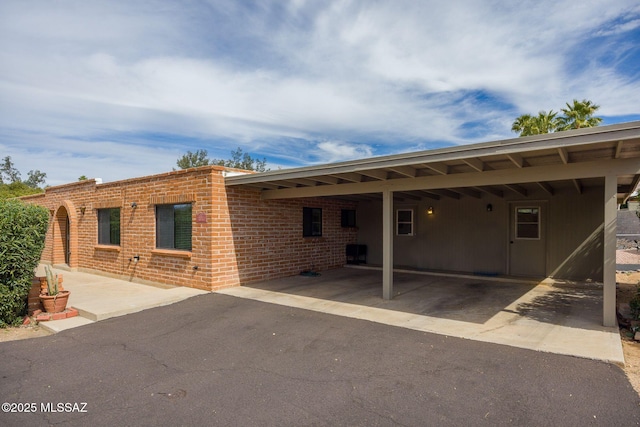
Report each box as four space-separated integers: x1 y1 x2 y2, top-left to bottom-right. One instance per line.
22 121 640 326
22 166 357 292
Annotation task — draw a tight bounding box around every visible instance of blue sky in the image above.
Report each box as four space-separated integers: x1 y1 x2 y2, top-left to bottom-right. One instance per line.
1 0 639 186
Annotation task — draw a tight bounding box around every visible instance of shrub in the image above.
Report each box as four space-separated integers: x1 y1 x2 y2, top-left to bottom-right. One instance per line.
0 199 49 327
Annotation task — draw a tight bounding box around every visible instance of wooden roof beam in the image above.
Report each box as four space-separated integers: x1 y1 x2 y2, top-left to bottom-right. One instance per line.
416 191 441 200
279 178 318 187
260 158 640 199
537 182 554 196
504 184 528 197
430 189 461 199
401 190 434 200
275 181 299 188
388 165 416 178
422 163 449 175
330 173 363 183
573 179 582 194
245 182 280 190
463 158 484 172
558 147 569 164
454 188 482 198
394 192 422 201
359 169 388 181
473 186 504 198
615 140 624 159
507 153 524 168
308 175 339 185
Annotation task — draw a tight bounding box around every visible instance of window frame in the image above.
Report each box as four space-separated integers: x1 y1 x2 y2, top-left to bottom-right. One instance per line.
97 207 121 246
396 209 414 236
155 203 193 251
303 207 322 237
341 209 357 228
515 206 541 240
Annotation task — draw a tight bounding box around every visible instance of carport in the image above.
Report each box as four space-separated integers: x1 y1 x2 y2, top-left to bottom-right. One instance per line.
218 266 623 363
226 122 640 327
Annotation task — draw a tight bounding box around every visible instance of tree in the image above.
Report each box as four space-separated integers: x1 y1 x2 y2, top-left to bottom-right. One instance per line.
511 114 535 137
212 147 269 172
511 99 602 137
511 110 560 137
78 175 88 181
532 110 560 135
25 170 47 189
0 156 21 184
0 156 46 198
0 182 42 200
176 149 211 169
557 99 603 131
176 147 269 172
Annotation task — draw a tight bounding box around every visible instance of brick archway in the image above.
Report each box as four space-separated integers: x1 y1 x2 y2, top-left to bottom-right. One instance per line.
53 201 78 268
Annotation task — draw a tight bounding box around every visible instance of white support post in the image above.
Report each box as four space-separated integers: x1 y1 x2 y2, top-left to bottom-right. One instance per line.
382 188 394 300
603 175 617 327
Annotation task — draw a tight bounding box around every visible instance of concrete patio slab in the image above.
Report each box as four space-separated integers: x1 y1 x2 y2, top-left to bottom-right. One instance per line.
35 265 207 331
217 266 625 365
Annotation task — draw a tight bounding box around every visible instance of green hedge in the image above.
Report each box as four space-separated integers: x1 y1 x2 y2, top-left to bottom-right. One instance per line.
0 199 49 327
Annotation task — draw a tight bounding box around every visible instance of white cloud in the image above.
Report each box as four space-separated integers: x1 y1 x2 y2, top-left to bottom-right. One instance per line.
316 140 373 163
0 0 639 183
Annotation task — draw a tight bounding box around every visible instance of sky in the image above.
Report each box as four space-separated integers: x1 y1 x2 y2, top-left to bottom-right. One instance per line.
1 0 640 186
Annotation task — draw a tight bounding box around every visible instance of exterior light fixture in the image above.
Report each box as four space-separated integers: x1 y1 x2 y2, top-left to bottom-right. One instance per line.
486 204 493 212
131 202 138 209
79 206 86 215
427 206 434 215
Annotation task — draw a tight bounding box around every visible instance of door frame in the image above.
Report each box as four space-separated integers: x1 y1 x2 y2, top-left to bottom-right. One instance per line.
507 201 548 277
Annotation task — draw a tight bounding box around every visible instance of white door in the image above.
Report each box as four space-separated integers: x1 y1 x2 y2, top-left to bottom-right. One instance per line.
509 204 546 277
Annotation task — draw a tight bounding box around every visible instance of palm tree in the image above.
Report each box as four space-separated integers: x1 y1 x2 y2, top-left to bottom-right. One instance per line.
557 99 602 130
533 110 560 134
511 114 535 136
511 110 559 136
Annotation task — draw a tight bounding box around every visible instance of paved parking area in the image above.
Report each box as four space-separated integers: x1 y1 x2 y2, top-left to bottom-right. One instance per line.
1 293 638 425
219 266 624 364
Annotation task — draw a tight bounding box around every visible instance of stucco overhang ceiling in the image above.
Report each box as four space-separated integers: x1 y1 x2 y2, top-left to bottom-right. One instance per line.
225 121 640 203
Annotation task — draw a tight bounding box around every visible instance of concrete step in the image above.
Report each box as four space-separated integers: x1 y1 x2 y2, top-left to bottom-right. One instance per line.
39 315 95 333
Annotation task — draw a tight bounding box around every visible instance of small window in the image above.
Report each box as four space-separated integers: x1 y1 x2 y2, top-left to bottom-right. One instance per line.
303 207 322 237
341 209 356 228
98 208 120 245
396 209 414 236
156 204 192 250
516 207 540 239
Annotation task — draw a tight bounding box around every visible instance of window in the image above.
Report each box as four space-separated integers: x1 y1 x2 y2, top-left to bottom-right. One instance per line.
396 209 414 236
303 207 322 237
98 208 120 245
156 204 192 250
341 209 356 228
515 207 540 239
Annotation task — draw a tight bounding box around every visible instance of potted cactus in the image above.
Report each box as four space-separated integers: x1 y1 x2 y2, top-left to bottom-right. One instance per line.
40 266 70 313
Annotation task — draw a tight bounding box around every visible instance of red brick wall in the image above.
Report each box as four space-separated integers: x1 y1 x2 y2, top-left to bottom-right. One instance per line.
223 187 358 286
22 166 358 291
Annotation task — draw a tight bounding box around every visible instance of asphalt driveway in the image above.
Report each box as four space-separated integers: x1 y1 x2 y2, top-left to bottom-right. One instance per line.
1 293 639 426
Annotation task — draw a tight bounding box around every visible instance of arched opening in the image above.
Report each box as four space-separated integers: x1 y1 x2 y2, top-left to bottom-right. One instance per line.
53 201 78 267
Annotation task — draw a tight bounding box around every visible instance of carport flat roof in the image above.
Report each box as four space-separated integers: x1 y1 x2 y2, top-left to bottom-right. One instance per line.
225 121 640 203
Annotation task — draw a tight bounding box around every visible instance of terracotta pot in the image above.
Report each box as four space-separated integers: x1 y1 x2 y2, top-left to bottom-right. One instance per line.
40 291 70 313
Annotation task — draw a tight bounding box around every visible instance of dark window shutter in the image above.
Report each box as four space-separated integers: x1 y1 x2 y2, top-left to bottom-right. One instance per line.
156 205 174 249
98 210 110 244
303 207 313 237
